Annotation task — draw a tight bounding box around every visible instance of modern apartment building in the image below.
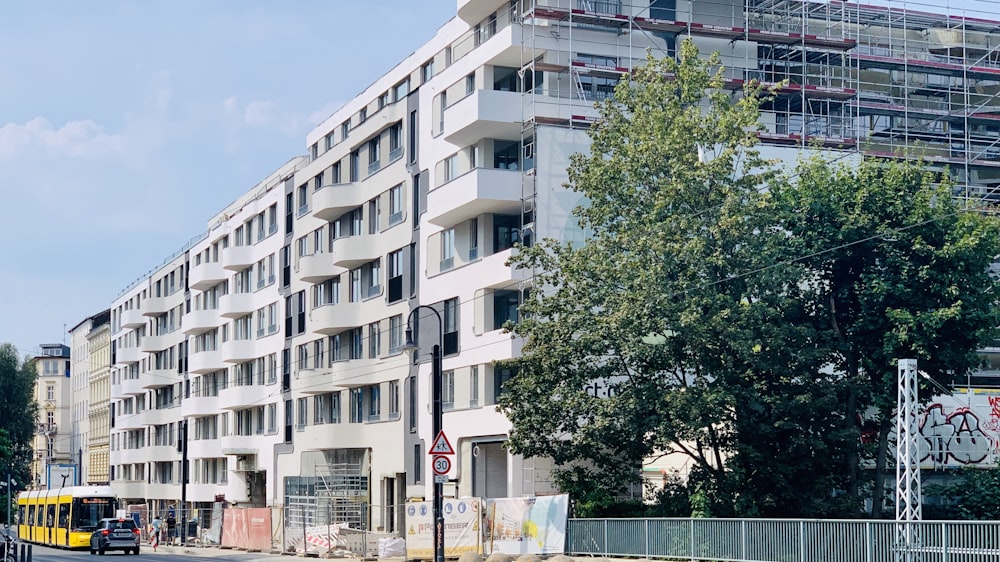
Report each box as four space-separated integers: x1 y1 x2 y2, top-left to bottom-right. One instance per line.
103 0 999 530
30 344 72 489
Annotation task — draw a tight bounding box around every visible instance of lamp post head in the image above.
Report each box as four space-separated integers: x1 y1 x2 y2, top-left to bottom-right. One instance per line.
401 328 418 355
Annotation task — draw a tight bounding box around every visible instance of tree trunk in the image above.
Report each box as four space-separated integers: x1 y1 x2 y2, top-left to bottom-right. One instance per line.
871 418 892 518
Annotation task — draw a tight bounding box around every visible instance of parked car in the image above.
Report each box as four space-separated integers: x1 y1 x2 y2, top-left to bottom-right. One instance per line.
89 518 140 555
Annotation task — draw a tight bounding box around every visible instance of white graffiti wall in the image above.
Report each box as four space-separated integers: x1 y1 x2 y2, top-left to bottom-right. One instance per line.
916 388 1000 469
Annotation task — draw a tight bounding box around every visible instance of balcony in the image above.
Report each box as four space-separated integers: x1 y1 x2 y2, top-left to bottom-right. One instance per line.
296 367 337 395
223 244 256 271
182 395 219 418
219 292 256 318
118 376 145 396
427 167 522 226
120 309 144 329
299 253 346 283
142 368 176 390
139 406 178 427
312 183 368 222
142 295 171 317
458 0 504 24
140 333 172 353
330 355 406 389
477 248 529 290
188 349 223 374
444 89 522 146
182 308 219 335
221 339 257 363
220 384 270 410
331 236 377 270
116 345 142 365
220 434 262 456
189 260 227 290
308 302 364 335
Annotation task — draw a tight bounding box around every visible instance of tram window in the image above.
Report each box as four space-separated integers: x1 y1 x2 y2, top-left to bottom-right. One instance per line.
47 505 55 526
58 503 69 527
27 506 34 526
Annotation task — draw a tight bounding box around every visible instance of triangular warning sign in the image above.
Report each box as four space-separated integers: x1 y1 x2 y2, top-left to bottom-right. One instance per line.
429 430 455 455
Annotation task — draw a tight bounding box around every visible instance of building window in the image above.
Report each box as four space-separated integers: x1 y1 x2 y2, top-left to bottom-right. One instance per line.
296 184 308 216
442 370 455 411
408 111 417 164
443 154 458 182
350 328 364 360
388 184 404 225
369 198 381 234
443 298 459 355
394 79 410 102
389 315 403 352
389 380 400 420
389 122 403 162
368 385 381 421
470 365 479 407
466 72 475 95
359 107 368 123
325 132 335 151
350 388 363 423
341 120 351 140
408 376 417 431
493 214 521 252
350 150 360 182
469 218 479 260
350 269 362 303
331 161 342 184
440 229 455 271
421 60 434 83
493 290 520 330
296 397 307 429
368 137 381 175
388 249 404 303
368 322 381 359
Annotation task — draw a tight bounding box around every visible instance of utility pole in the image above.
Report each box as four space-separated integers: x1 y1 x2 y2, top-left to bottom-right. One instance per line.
179 419 188 546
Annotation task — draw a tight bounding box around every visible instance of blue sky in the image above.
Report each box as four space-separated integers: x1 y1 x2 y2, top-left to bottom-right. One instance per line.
0 0 455 356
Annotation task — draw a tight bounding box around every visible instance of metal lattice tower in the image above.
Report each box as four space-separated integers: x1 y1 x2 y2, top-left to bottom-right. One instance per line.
895 358 922 562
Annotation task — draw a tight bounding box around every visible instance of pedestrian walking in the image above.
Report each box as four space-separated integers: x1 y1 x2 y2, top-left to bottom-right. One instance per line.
150 515 162 552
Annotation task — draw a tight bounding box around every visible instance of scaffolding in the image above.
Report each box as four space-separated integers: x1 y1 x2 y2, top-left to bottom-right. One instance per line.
514 0 1000 204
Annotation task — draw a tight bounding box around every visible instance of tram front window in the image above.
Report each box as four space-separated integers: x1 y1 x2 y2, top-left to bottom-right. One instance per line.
71 498 115 532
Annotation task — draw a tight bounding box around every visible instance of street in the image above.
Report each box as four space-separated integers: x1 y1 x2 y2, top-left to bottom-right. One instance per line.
17 542 278 562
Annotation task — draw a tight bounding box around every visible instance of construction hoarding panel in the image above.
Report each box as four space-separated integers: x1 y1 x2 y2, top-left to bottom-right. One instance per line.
221 509 248 548
485 494 569 555
405 498 482 559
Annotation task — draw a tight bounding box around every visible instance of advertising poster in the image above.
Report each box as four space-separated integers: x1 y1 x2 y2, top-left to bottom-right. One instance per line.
485 495 569 555
405 498 482 559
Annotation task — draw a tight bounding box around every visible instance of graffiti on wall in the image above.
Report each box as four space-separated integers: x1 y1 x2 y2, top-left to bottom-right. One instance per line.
919 402 999 467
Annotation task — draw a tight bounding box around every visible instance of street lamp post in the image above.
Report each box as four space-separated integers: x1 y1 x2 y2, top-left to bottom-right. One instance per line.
400 306 444 562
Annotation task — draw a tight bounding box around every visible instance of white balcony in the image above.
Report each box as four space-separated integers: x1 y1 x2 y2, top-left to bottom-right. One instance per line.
138 406 178 427
427 167 523 227
188 349 223 374
183 395 220 418
458 0 499 23
186 439 223 460
142 295 171 316
444 89 522 146
145 444 177 463
477 248 529 290
190 260 227 290
331 236 378 269
219 292 255 318
183 308 220 335
299 253 346 283
142 368 176 389
223 244 256 271
111 480 147 500
221 339 257 363
116 345 142 365
118 376 145 397
331 355 407 389
220 434 261 456
296 367 337 395
140 333 172 353
312 183 368 222
120 309 144 329
308 302 365 335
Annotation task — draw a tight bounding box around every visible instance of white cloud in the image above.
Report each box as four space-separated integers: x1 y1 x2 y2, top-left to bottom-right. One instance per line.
223 96 316 137
0 117 126 159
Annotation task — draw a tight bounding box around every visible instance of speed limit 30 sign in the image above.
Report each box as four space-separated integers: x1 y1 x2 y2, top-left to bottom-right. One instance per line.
432 455 451 475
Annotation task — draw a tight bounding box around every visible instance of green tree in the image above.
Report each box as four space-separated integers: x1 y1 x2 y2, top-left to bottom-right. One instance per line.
769 156 1000 516
0 343 39 506
499 40 856 517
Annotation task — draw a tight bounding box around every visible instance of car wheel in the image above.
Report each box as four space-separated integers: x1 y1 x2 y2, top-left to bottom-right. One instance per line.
133 547 140 555
99 546 106 555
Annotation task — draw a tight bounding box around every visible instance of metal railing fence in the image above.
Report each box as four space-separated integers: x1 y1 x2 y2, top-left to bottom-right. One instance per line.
567 518 1000 562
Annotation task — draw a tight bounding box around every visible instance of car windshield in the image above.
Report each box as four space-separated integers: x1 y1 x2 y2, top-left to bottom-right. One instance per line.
106 520 135 530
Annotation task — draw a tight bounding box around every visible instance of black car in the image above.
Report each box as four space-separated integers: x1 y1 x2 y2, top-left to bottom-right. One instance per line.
89 518 140 555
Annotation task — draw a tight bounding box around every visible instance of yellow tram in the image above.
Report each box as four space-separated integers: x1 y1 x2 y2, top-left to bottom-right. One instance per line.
17 485 117 549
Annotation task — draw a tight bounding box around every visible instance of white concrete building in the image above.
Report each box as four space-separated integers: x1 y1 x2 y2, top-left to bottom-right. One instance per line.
103 0 1000 531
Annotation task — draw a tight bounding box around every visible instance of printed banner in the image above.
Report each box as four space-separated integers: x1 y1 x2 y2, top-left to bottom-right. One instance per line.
485 495 568 555
405 498 482 559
